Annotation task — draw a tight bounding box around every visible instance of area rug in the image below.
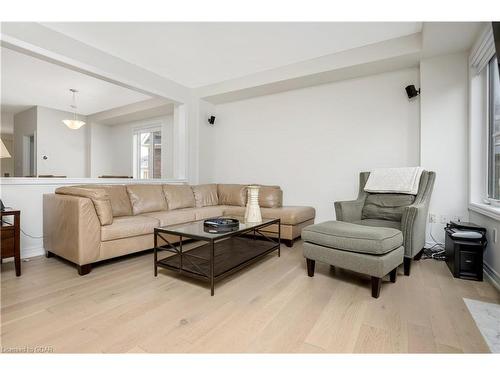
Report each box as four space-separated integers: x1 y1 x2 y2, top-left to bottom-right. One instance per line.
464 298 500 353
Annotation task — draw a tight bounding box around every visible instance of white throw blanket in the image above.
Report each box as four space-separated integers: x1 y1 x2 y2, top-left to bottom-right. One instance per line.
364 167 424 195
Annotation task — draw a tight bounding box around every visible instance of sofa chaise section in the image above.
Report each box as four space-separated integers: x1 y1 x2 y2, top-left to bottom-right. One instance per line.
43 183 315 275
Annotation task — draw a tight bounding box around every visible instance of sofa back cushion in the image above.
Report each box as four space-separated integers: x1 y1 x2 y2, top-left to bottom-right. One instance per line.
126 184 168 215
361 193 415 222
55 186 113 225
101 185 133 217
217 184 247 206
192 184 218 207
72 184 133 217
259 185 283 208
163 184 196 210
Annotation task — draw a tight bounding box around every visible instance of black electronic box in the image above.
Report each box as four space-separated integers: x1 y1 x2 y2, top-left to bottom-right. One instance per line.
444 221 487 281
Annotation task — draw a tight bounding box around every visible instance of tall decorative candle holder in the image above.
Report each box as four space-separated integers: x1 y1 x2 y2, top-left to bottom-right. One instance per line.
244 185 262 223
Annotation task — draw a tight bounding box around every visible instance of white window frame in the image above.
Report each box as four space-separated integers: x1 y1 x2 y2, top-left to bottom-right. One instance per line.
133 123 163 179
468 25 500 220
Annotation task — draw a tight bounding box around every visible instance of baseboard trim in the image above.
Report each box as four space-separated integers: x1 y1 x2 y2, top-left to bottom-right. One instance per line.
22 246 45 259
484 262 500 293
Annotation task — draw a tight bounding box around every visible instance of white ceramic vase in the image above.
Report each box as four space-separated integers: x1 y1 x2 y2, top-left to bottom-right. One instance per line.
244 185 262 223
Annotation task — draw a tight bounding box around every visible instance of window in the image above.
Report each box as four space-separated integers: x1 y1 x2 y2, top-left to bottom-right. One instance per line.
133 127 162 179
488 56 500 199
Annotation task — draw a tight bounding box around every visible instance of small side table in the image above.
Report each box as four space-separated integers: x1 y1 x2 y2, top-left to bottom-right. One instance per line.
1 209 21 276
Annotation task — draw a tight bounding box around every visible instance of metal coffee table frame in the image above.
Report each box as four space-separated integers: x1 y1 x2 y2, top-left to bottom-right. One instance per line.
154 218 280 295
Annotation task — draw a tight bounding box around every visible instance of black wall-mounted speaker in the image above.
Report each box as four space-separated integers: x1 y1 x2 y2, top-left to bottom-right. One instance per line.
208 115 216 125
405 85 420 99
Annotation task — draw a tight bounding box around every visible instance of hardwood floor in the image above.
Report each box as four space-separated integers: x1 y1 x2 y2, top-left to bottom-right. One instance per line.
1 240 498 353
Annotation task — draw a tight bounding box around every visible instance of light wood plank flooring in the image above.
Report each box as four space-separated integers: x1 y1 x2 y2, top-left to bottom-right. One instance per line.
1 241 498 353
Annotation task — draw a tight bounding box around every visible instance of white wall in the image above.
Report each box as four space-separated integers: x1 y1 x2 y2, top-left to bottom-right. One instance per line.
90 115 174 178
201 68 421 223
420 52 469 244
198 99 216 183
13 107 37 176
469 212 500 290
1 111 14 134
89 121 114 177
36 106 88 177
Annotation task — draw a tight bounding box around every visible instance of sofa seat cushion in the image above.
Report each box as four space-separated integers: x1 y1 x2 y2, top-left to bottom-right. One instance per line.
362 193 415 222
221 206 315 225
195 206 226 220
302 221 402 255
127 184 168 215
141 209 197 227
217 184 247 206
261 206 315 225
353 219 401 230
101 215 160 241
163 184 195 210
223 206 246 217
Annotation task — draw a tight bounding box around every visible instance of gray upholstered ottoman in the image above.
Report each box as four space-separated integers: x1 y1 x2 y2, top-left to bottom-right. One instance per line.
302 221 404 298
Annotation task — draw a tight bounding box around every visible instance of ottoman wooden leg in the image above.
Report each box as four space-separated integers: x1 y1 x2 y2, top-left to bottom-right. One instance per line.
371 276 381 298
306 258 315 277
389 268 397 283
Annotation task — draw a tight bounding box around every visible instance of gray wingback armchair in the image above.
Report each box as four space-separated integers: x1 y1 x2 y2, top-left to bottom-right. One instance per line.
334 171 436 276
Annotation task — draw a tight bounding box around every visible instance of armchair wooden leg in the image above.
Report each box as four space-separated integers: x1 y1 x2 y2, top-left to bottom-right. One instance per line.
306 258 315 277
283 239 294 248
371 277 381 298
413 249 424 261
77 264 92 276
404 257 411 276
389 268 397 283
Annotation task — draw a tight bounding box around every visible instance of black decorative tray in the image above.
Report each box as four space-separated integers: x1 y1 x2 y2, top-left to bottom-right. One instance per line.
203 217 240 233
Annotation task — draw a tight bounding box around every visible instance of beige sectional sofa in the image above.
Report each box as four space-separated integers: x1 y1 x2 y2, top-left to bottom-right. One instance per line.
43 183 315 275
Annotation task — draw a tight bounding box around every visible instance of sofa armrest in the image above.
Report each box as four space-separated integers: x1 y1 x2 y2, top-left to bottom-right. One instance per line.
334 199 365 222
401 203 428 258
43 194 101 265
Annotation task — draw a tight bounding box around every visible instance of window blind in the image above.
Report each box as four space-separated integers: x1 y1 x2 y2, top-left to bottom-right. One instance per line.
470 25 495 75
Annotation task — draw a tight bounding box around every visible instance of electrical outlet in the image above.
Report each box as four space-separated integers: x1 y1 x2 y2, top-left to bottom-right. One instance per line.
429 213 437 223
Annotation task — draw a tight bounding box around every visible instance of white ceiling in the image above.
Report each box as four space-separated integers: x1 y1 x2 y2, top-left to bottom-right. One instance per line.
422 22 484 58
42 22 423 88
1 47 152 115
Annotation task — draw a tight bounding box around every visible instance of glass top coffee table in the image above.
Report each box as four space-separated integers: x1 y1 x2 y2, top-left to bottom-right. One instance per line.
154 217 280 295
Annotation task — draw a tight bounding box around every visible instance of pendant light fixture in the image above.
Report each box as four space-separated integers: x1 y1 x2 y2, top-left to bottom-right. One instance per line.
62 89 86 130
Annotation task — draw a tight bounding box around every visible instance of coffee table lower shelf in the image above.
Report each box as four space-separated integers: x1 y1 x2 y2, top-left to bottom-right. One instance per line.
156 236 280 295
158 237 276 275
154 217 281 296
